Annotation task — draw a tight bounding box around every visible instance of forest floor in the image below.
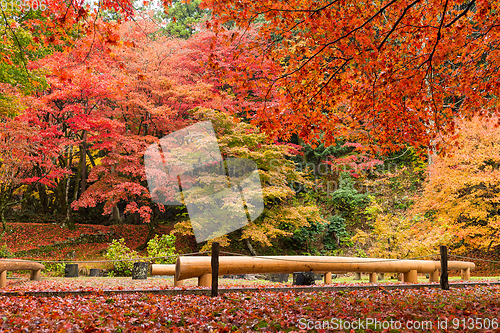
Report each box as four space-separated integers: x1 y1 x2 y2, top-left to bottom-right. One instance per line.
1 282 499 332
2 222 500 331
1 275 500 293
2 221 500 276
1 222 196 262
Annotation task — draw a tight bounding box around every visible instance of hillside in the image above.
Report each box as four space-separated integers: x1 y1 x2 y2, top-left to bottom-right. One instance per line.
1 223 197 262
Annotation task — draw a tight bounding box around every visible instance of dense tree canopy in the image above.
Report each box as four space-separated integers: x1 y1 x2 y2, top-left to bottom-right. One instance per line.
158 0 208 38
1 0 498 261
172 108 323 250
202 0 500 154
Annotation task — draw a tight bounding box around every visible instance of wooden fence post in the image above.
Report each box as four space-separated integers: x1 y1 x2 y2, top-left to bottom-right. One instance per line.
440 245 449 290
211 242 219 297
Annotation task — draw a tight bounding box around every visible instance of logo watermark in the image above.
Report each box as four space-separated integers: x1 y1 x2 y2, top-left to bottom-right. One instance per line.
270 157 401 195
297 317 499 331
145 121 264 243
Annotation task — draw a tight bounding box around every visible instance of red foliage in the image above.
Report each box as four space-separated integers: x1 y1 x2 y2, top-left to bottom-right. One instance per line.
0 287 499 331
202 0 500 154
2 223 108 252
1 222 195 258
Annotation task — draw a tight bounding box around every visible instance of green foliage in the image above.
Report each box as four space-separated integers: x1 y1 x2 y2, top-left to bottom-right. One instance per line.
147 234 177 264
329 173 369 222
387 166 425 194
384 147 427 174
0 245 13 258
353 164 425 259
325 215 350 249
290 138 352 172
157 0 208 39
173 108 323 250
291 215 349 253
104 238 138 276
0 9 51 104
290 220 326 254
45 263 66 277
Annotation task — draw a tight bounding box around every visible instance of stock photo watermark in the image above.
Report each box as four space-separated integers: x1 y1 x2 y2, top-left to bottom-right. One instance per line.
297 317 499 331
0 0 48 12
145 121 264 243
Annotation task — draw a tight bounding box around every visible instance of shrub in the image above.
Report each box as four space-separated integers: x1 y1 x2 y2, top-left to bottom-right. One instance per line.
44 263 66 277
0 245 13 258
324 215 350 250
147 234 177 264
290 215 350 253
290 220 326 254
329 172 369 221
104 238 138 276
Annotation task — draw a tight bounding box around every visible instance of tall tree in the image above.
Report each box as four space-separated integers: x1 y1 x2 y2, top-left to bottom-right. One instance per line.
0 115 67 236
24 32 128 226
0 0 138 97
408 116 500 254
72 20 280 233
173 108 323 252
71 20 302 247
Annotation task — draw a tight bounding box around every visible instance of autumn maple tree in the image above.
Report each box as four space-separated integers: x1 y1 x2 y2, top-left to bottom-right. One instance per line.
201 0 500 154
0 116 67 237
0 0 137 100
69 20 285 246
172 108 323 252
407 116 500 254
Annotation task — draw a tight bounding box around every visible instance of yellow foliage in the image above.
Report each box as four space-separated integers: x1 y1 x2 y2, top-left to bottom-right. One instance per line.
410 116 500 253
173 108 323 249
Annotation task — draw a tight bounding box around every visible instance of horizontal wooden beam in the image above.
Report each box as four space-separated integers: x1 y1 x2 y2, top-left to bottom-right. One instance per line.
150 264 176 276
0 260 45 273
174 256 475 281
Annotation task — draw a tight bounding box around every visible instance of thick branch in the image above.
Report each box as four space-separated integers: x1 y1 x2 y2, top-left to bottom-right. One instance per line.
445 0 476 28
420 0 449 68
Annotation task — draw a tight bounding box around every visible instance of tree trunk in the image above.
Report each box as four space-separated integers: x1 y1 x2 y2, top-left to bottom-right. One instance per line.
425 77 437 166
109 164 124 224
0 208 6 239
64 164 74 229
80 131 87 193
137 221 157 250
245 238 258 256
38 184 48 214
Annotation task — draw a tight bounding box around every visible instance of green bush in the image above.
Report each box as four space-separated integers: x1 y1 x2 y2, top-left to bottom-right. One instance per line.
104 238 138 276
44 263 66 277
290 220 325 254
147 234 177 264
0 245 13 258
324 215 350 250
329 172 369 222
290 215 350 253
